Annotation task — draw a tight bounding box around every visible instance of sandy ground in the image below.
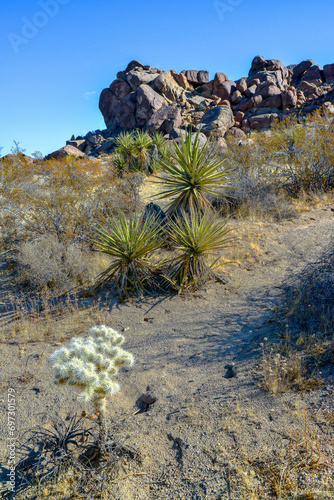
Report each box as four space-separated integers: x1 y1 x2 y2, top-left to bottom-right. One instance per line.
1 203 334 499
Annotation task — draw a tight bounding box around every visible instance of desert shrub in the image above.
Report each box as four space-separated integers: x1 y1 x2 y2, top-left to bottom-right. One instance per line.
93 211 166 298
16 235 95 293
278 244 334 365
163 209 232 292
0 156 143 252
223 108 334 213
155 129 231 215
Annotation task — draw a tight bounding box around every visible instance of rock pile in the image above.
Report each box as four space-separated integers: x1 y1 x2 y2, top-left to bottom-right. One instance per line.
48 56 334 159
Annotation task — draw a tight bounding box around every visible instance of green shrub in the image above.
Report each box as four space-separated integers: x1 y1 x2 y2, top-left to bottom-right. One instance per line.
93 211 166 298
163 209 232 292
155 129 231 215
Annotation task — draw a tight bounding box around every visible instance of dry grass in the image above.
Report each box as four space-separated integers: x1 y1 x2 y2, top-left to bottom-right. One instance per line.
0 289 116 344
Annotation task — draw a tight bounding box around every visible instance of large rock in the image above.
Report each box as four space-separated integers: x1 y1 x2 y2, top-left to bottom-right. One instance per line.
126 69 160 90
281 89 297 109
213 80 236 101
301 65 324 86
153 71 185 100
45 145 87 160
109 78 132 99
255 82 281 99
171 71 191 90
182 70 210 87
213 72 228 87
136 85 167 127
249 56 290 84
85 132 105 148
199 105 234 135
291 59 313 82
146 106 182 134
257 94 282 108
236 78 248 94
249 113 279 130
102 91 137 131
99 88 119 127
323 64 334 84
66 139 86 151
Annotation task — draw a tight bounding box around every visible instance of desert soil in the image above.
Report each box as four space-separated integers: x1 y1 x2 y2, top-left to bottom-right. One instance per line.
1 201 334 499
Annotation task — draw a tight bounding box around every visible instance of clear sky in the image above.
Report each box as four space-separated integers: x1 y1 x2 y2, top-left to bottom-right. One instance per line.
1 0 334 157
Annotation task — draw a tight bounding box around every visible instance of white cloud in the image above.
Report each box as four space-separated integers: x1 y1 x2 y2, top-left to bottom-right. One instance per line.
82 91 97 100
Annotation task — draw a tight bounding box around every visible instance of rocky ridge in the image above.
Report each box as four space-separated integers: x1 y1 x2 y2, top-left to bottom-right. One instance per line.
50 56 334 159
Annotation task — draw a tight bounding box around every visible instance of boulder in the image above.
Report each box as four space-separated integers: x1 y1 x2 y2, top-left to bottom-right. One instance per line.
171 71 191 90
182 70 210 87
213 80 236 101
105 91 138 131
188 95 209 107
324 64 334 84
245 84 258 98
45 145 87 160
249 56 290 83
291 59 314 82
124 60 145 73
66 139 86 151
136 85 167 127
146 106 182 134
200 105 234 135
126 69 160 90
99 88 119 128
300 81 320 97
234 97 253 113
92 140 115 155
109 78 132 99
224 127 246 140
234 110 245 123
301 65 324 86
231 90 242 104
257 94 282 108
251 95 263 107
281 90 297 109
214 72 228 87
236 78 247 94
249 113 279 130
255 82 281 99
249 55 266 76
153 71 185 101
86 132 105 148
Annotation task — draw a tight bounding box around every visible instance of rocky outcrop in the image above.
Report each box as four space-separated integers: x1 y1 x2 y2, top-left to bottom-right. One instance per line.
53 55 334 159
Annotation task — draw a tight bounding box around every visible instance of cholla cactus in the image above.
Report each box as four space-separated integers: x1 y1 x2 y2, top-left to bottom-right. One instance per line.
50 325 134 446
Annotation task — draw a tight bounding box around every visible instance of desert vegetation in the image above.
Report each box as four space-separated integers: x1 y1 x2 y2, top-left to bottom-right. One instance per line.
1 106 334 499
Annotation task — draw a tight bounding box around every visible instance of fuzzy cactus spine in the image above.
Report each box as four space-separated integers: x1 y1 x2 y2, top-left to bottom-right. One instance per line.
50 325 134 449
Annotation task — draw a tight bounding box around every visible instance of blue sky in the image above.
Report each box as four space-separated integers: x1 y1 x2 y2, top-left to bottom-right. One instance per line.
1 0 334 156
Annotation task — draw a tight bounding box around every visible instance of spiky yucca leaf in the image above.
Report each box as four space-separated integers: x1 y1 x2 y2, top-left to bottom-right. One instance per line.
154 129 231 215
93 212 165 298
164 209 232 292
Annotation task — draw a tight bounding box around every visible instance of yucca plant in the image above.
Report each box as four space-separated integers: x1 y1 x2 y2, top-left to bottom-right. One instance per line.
133 131 153 171
113 131 137 170
154 129 231 215
93 211 166 298
164 209 232 292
